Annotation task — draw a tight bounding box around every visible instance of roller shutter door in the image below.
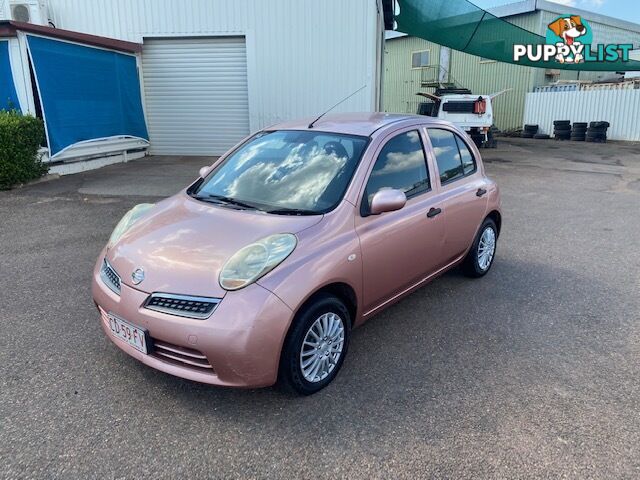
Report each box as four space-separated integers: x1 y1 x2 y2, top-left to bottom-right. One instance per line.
142 37 250 156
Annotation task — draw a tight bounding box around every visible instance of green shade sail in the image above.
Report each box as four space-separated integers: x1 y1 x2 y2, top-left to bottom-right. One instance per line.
394 0 640 71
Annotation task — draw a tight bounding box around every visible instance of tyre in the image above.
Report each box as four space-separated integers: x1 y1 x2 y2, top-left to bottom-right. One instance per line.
534 134 550 139
554 120 571 126
278 294 351 395
587 132 606 139
524 124 538 131
590 121 609 129
485 130 498 149
573 122 588 128
570 136 585 141
462 218 498 278
554 125 571 132
471 135 484 148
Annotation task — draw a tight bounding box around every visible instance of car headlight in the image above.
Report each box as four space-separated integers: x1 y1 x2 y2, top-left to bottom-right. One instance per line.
108 203 155 248
219 234 297 291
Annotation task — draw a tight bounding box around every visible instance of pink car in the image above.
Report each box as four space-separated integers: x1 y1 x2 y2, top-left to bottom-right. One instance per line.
92 113 501 395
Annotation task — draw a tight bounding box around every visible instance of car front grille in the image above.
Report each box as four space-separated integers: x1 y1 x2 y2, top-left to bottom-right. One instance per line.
100 259 121 295
143 293 220 319
151 340 214 372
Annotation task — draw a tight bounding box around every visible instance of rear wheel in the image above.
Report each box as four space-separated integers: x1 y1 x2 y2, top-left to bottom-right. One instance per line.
462 218 498 277
278 294 351 395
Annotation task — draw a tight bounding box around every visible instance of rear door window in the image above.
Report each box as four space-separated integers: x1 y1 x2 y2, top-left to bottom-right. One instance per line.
427 129 476 184
456 135 476 175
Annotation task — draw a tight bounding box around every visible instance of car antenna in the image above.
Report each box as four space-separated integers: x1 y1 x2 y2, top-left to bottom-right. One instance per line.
308 85 367 129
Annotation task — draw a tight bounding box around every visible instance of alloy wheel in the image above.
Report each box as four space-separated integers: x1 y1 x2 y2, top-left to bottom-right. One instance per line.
477 226 496 271
299 312 345 383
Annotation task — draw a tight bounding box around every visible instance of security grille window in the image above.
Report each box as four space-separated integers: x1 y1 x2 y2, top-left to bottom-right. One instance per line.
363 130 430 211
411 50 430 68
427 129 476 184
442 101 476 113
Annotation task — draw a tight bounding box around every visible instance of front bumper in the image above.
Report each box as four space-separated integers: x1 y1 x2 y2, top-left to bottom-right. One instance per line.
92 257 294 388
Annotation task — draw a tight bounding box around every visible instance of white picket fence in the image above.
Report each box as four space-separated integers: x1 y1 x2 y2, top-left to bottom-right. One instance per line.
523 89 640 141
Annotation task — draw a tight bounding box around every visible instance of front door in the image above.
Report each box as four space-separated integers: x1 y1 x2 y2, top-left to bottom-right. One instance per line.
355 128 445 315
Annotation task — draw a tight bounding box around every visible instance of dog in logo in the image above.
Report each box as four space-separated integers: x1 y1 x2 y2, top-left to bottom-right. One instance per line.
548 16 587 63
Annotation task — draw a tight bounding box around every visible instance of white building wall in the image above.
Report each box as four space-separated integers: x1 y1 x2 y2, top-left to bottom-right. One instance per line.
42 0 382 133
524 89 640 141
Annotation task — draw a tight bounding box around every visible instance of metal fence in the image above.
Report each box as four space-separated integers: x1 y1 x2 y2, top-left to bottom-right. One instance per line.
533 84 579 93
523 89 640 141
581 82 639 91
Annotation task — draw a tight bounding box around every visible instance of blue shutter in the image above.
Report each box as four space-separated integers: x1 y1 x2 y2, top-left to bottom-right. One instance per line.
27 35 148 156
0 40 20 111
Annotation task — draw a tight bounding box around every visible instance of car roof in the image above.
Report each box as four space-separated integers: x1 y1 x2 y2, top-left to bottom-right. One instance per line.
268 112 445 137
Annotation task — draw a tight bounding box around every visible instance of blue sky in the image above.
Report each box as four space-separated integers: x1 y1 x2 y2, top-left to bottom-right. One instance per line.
474 0 640 25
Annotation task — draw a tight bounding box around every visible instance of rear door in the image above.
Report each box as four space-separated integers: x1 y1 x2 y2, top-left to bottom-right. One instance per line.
425 128 489 263
355 128 445 314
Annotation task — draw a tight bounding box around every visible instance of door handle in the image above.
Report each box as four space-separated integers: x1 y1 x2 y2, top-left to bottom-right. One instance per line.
476 188 487 197
426 207 442 218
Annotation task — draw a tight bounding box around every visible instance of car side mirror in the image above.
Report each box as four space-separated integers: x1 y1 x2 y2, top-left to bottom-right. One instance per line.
369 189 407 215
199 166 210 178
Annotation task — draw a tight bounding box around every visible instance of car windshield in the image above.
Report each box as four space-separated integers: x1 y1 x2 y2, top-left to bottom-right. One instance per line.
193 130 368 214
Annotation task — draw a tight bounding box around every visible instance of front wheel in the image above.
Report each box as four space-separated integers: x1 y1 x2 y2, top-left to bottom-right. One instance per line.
462 218 498 277
278 294 351 395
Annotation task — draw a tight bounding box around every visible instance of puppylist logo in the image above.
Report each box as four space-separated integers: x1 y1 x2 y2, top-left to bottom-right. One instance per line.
514 15 634 65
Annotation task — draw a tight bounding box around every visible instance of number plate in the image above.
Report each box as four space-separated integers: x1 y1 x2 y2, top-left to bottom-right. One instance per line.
108 314 149 354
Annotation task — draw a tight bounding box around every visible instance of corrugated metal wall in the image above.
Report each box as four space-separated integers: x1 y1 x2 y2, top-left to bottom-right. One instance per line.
383 36 441 114
43 0 381 133
524 89 640 140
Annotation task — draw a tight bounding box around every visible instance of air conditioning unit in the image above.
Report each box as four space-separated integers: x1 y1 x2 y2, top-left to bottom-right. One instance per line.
9 0 49 25
545 69 560 77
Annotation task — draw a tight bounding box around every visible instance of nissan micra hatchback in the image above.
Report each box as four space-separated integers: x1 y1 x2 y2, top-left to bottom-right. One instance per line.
93 113 501 395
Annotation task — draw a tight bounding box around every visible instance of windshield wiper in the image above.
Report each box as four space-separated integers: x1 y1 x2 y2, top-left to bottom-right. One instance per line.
193 194 258 210
266 207 318 216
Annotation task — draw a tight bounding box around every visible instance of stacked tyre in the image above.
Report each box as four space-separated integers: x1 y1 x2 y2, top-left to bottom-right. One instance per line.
586 121 609 143
522 124 538 138
571 122 588 141
553 120 571 140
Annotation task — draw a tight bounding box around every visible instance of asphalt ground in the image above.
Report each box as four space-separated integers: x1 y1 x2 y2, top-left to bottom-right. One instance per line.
1 139 639 479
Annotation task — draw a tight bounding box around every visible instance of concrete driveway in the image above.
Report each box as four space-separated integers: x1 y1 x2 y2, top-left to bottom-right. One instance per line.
1 139 640 478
